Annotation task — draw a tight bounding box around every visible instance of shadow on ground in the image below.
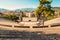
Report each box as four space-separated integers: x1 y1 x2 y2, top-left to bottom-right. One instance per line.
0 30 60 40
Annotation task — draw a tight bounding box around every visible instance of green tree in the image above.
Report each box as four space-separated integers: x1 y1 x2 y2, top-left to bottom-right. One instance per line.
36 0 54 26
31 14 35 17
2 14 19 21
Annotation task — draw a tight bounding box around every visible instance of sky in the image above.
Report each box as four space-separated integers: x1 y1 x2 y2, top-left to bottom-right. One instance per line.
0 0 59 10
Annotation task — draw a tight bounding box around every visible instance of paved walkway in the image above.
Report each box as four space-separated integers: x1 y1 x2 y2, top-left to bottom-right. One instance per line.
0 17 60 26
0 18 20 26
20 17 60 26
44 17 60 25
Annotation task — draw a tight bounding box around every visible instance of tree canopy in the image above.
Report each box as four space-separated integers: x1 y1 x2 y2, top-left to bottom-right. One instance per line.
36 0 54 19
36 0 54 26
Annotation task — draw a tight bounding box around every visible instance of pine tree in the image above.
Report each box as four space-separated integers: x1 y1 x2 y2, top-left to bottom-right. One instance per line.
36 0 54 26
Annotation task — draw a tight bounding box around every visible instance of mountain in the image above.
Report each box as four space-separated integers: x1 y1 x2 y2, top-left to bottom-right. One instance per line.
21 8 35 11
16 8 35 11
0 8 8 12
0 7 60 12
52 7 60 10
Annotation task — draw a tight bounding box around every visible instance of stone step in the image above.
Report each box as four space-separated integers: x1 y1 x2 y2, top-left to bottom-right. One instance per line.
0 30 60 40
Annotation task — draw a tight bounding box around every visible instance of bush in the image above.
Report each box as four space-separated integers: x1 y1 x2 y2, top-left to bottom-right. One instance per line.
2 14 19 21
31 14 35 17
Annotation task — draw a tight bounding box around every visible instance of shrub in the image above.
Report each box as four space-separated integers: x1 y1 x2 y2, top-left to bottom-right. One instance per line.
2 14 19 21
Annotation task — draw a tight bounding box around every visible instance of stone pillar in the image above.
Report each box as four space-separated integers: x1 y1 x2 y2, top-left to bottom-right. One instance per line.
48 25 51 28
30 26 33 28
12 25 14 28
58 12 60 17
29 13 31 18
